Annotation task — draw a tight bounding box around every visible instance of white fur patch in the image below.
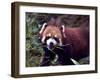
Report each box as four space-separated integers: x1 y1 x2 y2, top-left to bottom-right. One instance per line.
39 23 47 34
41 36 46 43
46 38 57 46
54 34 58 37
47 33 51 37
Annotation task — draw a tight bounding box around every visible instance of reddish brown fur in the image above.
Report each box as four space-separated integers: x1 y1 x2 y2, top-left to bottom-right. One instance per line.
41 25 89 60
40 17 89 61
63 27 89 60
42 26 63 39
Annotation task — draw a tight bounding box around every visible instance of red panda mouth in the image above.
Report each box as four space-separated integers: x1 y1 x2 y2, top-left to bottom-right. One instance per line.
48 42 54 49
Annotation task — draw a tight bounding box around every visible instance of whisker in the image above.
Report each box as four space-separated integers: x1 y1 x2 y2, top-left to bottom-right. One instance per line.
54 46 64 51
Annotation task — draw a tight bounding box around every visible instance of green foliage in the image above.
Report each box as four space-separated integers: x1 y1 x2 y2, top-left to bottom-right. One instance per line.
26 13 44 67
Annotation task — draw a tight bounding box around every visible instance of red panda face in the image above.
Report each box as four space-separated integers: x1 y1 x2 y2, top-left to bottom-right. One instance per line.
40 25 63 49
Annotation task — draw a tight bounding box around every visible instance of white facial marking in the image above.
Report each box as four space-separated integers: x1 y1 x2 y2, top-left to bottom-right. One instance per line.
48 33 51 37
46 38 57 46
54 34 58 37
39 23 47 34
41 36 46 43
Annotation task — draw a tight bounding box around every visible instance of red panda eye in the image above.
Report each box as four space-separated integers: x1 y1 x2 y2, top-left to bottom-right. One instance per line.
44 36 51 42
46 36 51 39
53 37 60 43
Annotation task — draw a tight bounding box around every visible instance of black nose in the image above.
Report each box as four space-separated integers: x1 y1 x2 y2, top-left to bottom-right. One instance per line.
50 42 54 45
49 42 54 49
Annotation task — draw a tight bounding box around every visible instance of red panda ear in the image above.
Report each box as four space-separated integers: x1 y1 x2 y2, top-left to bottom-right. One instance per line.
61 25 65 33
61 25 66 38
39 23 47 35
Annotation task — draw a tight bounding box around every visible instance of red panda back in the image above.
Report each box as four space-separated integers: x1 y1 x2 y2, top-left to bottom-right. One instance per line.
64 27 89 60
